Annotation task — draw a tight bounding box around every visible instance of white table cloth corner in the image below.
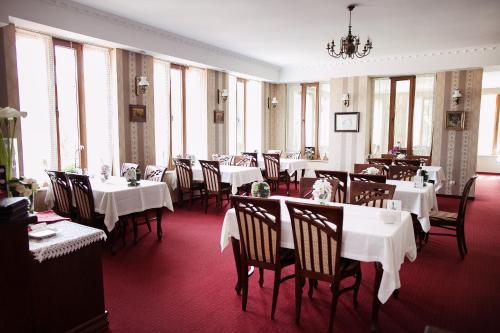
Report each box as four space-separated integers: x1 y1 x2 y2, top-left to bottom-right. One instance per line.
258 158 308 176
192 165 264 194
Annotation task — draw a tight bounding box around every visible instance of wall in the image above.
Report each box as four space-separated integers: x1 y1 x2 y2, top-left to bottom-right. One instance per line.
115 49 156 169
432 68 483 196
329 76 371 171
263 83 286 152
207 69 228 156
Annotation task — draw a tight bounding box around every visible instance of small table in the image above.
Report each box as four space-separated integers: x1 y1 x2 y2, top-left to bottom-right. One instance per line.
421 166 446 191
192 165 263 194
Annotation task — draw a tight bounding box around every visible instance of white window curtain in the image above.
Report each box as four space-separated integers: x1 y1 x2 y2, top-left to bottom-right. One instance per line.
153 59 171 166
228 75 237 155
319 83 330 158
286 84 302 152
16 29 57 182
185 67 208 159
370 78 391 156
245 80 262 152
83 44 115 176
412 75 435 156
478 93 499 155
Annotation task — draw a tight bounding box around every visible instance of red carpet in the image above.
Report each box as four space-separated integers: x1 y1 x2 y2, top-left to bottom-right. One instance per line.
102 175 500 332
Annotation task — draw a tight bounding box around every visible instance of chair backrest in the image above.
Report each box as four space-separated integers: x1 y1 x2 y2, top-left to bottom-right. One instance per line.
234 155 255 167
46 170 73 218
66 174 95 224
349 173 387 183
285 201 344 283
408 155 431 166
144 165 167 182
393 159 421 167
285 152 301 159
262 153 281 180
388 165 419 181
174 158 194 191
367 158 393 166
381 154 395 159
231 196 282 267
199 160 222 193
349 181 396 208
299 177 339 201
267 150 282 156
457 175 478 225
0 165 7 199
353 163 384 175
212 154 234 165
241 152 258 167
121 162 139 176
314 170 348 203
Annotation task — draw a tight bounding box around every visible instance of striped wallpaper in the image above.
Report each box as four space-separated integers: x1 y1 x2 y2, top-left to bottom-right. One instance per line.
207 69 228 156
263 83 287 152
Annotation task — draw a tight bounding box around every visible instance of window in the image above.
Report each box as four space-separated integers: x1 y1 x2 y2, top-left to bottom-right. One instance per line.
370 78 391 156
170 65 184 158
286 84 302 153
478 94 500 155
236 79 246 154
185 67 207 159
245 80 262 152
318 83 330 158
153 59 171 166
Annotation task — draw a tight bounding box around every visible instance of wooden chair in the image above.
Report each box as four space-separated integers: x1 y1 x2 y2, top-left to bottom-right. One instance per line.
314 170 348 203
408 155 431 166
144 165 167 182
0 165 7 199
231 196 295 319
353 163 384 175
262 153 291 195
349 181 396 208
381 154 395 159
46 170 74 218
367 158 392 176
120 162 139 177
174 158 205 207
427 175 478 259
285 201 362 332
66 174 104 228
349 173 387 183
212 154 234 166
393 159 421 167
299 177 339 202
388 165 419 181
234 155 255 167
267 149 282 156
241 152 258 167
199 160 231 213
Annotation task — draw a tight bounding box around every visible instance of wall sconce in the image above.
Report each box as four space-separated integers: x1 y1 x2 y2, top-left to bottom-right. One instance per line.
452 89 462 105
217 89 228 104
342 93 350 107
135 76 149 96
268 97 278 109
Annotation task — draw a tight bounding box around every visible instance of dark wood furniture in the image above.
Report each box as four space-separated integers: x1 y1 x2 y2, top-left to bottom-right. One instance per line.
388 165 419 181
46 170 74 218
234 155 255 167
120 162 139 176
231 196 295 319
393 159 421 167
367 158 392 175
174 158 205 207
66 174 105 228
353 163 385 175
285 201 362 333
314 170 348 203
0 165 7 199
408 155 431 166
427 175 478 259
285 151 302 189
212 154 234 165
199 160 231 213
262 153 291 195
241 152 258 167
350 181 396 208
299 177 339 202
349 173 387 183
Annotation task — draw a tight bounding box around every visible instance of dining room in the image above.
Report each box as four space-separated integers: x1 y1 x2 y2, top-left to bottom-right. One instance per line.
0 1 500 333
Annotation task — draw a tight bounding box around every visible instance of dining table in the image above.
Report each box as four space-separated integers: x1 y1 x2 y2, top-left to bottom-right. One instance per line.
191 164 264 194
258 158 308 176
221 195 417 331
421 166 446 191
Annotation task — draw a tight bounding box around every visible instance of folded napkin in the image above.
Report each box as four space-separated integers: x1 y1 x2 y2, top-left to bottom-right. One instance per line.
35 210 70 224
378 210 401 224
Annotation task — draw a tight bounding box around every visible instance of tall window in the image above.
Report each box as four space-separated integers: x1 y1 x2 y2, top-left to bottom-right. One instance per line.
245 80 262 152
478 71 500 156
185 67 207 159
286 84 302 153
170 65 184 158
318 83 330 158
153 59 170 166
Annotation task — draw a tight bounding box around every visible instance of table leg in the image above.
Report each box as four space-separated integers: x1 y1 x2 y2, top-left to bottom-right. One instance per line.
371 262 383 332
156 208 163 241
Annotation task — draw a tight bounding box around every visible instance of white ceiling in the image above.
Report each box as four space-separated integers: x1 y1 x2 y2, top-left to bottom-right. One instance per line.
72 0 500 68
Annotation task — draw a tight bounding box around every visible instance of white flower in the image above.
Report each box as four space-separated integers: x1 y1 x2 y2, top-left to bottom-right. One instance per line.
0 107 27 119
363 167 380 175
312 179 332 201
124 168 137 181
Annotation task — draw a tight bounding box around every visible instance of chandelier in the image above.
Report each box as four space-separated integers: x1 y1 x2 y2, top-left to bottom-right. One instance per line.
326 4 373 59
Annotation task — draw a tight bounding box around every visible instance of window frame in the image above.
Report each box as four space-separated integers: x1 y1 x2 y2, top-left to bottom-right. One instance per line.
300 82 320 159
169 63 187 160
388 75 416 155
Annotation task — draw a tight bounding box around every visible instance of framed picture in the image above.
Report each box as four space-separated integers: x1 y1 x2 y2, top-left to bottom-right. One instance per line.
129 104 146 122
214 110 224 123
334 112 360 132
446 111 465 130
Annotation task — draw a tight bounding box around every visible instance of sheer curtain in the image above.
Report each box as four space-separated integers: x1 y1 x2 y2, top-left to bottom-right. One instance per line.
185 67 208 159
412 75 435 156
478 94 498 155
370 78 390 156
228 75 237 155
153 59 171 166
83 44 115 176
319 83 330 158
286 84 302 152
245 80 262 152
16 29 57 182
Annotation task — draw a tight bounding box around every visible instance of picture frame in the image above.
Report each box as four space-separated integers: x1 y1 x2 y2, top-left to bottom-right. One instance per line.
214 110 224 123
446 111 465 130
129 104 146 122
334 112 360 132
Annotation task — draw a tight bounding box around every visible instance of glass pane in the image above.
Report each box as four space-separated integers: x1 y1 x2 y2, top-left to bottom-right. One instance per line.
236 80 245 154
393 80 410 149
304 85 317 148
478 94 497 155
318 83 330 158
153 60 171 166
185 68 207 159
286 84 301 152
228 75 237 155
371 79 391 156
171 68 183 157
245 80 262 152
54 45 80 171
412 75 435 156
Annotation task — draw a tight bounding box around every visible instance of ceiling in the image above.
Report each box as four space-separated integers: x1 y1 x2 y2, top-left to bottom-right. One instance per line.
72 0 500 68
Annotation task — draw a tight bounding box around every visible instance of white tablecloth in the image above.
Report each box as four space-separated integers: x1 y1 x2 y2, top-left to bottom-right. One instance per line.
29 221 107 263
421 166 446 191
45 176 174 232
258 158 308 176
221 196 417 303
192 165 263 194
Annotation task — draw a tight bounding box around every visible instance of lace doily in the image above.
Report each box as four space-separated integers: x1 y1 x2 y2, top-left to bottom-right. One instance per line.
29 221 107 263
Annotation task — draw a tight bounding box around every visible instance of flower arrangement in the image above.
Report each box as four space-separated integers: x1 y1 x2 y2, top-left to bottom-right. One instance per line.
312 179 332 204
124 168 138 186
362 167 380 175
419 169 429 182
8 177 39 212
101 165 111 181
0 107 27 181
304 147 315 160
251 181 271 198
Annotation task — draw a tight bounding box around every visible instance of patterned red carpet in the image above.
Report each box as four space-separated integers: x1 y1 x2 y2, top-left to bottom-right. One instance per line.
102 175 500 333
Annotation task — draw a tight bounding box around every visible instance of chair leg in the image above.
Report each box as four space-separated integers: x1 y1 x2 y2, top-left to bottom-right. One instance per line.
144 211 152 232
286 176 290 196
457 229 466 259
295 273 303 325
328 286 340 333
308 279 315 298
189 192 193 207
242 262 249 312
204 192 209 214
259 268 264 287
353 266 362 309
271 269 281 320
461 226 468 254
120 218 127 246
294 172 298 190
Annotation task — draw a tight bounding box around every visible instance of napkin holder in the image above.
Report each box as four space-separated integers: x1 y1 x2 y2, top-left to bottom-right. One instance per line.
413 175 424 188
378 209 401 224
